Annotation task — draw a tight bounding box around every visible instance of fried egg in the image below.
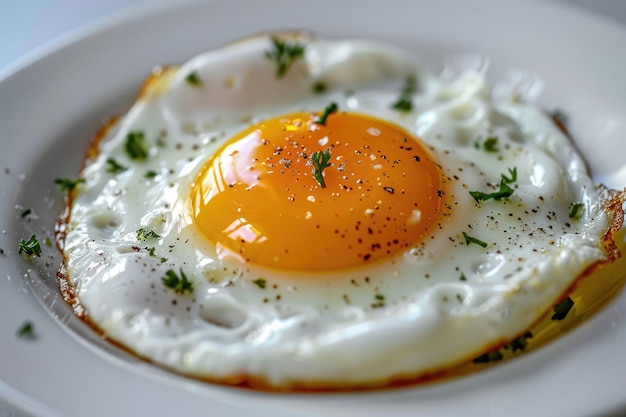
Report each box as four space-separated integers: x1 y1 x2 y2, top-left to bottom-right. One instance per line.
56 32 625 390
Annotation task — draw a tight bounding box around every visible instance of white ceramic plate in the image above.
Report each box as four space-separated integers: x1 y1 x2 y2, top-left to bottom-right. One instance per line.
2 0 626 416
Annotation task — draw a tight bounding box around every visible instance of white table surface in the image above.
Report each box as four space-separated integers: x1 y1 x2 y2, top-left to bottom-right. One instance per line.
2 0 626 416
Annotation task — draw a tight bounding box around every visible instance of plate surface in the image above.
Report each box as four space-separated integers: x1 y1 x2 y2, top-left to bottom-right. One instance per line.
2 0 626 416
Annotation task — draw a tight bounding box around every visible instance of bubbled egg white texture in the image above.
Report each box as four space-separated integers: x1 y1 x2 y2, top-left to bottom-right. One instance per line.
59 33 623 389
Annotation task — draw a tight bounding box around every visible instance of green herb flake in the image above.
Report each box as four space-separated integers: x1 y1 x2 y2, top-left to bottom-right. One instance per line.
509 331 533 352
568 202 584 220
106 158 128 174
125 131 149 160
18 235 42 257
472 350 503 364
162 268 193 294
20 209 32 218
311 148 332 188
148 247 157 257
462 232 487 248
160 257 168 264
252 278 267 289
137 228 161 241
316 102 338 125
459 273 467 281
54 177 85 192
551 297 574 321
469 179 514 203
44 237 52 247
371 293 386 308
469 167 517 203
144 170 158 179
483 137 499 152
265 36 305 78
312 81 327 94
501 167 517 184
391 76 416 112
473 332 533 363
392 97 413 112
17 321 35 339
185 71 202 86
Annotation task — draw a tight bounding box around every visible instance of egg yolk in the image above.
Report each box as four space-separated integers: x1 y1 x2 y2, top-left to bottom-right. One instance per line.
190 110 444 271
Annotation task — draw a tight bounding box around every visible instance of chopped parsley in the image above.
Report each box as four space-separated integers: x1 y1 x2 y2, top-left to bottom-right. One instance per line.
185 71 202 86
144 170 158 179
483 137 499 152
54 177 85 192
18 235 41 257
508 331 533 352
462 232 487 248
316 102 338 125
16 321 35 339
469 167 517 203
162 268 193 294
136 228 161 241
473 332 533 363
311 148 332 188
391 76 416 112
252 278 267 289
470 179 514 203
472 350 503 364
371 293 386 308
265 36 305 78
106 158 128 174
551 297 574 321
501 167 517 184
148 247 157 257
568 202 584 220
312 81 327 94
459 273 467 281
125 131 148 160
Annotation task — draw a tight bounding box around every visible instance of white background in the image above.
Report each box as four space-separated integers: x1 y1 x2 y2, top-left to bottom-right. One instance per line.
1 0 626 72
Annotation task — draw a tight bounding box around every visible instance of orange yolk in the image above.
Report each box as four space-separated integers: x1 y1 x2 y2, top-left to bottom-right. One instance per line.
190 110 444 271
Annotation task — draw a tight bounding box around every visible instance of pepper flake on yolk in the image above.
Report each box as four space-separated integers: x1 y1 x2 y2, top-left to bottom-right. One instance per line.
190 109 445 271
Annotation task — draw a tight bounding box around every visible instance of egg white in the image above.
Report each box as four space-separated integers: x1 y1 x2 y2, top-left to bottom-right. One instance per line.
59 33 623 389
